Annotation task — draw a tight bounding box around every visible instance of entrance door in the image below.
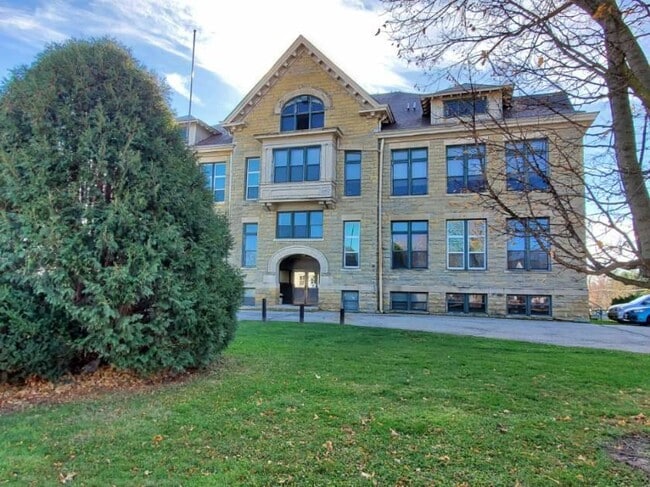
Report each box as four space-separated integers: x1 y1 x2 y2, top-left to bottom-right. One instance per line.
279 254 320 306
292 271 318 305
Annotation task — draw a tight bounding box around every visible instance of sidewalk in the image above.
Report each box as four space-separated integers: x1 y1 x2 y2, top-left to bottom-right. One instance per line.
237 309 650 354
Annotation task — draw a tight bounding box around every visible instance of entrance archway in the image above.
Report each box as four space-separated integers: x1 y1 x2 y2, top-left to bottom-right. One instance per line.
279 254 320 305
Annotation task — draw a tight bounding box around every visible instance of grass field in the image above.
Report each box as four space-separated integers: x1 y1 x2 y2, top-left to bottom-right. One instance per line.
1 320 649 486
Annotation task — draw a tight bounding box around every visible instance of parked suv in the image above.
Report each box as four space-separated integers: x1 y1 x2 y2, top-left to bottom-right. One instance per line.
607 294 650 323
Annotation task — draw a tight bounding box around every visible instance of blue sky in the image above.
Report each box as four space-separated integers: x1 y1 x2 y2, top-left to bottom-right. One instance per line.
0 0 426 125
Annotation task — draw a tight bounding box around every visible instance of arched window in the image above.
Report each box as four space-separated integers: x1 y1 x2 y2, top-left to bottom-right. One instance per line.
280 95 324 131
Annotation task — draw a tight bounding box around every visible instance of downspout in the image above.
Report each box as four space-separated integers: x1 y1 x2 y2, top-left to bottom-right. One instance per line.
227 151 233 219
377 137 385 313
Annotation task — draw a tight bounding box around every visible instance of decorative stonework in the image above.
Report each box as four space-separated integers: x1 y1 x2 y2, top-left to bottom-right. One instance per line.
267 246 330 275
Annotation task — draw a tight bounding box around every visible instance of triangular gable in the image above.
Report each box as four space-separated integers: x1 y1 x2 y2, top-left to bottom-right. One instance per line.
222 35 393 130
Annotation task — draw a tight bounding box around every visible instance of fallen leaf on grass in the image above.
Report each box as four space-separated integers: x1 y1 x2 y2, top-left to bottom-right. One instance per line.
59 472 76 484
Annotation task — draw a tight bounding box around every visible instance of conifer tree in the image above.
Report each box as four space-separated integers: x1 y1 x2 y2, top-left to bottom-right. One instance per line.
0 39 242 381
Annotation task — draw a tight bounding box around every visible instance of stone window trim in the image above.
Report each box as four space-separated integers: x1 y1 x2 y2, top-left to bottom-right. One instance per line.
255 130 340 206
280 95 325 132
273 88 333 114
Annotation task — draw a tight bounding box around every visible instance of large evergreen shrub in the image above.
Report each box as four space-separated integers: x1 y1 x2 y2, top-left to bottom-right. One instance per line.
0 39 242 381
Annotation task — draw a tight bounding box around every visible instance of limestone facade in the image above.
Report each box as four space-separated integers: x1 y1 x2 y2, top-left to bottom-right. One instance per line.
180 36 597 321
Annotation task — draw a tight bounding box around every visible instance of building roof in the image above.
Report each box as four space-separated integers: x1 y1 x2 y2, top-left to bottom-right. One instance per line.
422 83 510 97
373 90 577 131
222 35 394 129
177 114 220 135
194 125 233 146
180 89 580 145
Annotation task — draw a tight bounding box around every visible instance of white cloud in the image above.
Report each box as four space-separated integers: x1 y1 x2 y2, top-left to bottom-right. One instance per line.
93 0 417 95
164 72 202 105
2 0 419 99
0 4 68 45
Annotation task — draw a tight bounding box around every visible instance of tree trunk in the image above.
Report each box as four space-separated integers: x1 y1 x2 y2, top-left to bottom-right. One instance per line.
603 18 650 278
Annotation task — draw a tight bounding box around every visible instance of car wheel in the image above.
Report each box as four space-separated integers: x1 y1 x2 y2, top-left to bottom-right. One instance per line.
645 316 650 326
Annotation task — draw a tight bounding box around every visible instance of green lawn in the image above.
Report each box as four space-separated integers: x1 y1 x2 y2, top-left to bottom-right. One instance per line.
1 321 649 486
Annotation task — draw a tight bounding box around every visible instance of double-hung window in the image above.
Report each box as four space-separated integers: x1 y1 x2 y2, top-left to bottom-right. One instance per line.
391 221 428 269
273 146 320 183
446 144 486 193
245 157 260 200
343 221 360 268
446 219 486 270
507 218 550 270
506 139 549 191
242 223 258 267
391 148 427 196
201 162 226 202
344 151 361 196
276 211 323 239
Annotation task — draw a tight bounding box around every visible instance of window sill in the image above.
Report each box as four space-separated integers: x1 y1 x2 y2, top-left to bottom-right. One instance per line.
505 269 551 273
388 310 429 314
445 268 487 272
274 238 325 242
390 267 430 271
388 194 429 199
445 192 488 196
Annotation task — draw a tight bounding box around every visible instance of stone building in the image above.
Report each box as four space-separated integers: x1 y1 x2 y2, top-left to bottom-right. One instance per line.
179 36 597 321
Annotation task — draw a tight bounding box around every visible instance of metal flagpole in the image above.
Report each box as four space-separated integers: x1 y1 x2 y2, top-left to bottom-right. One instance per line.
188 29 197 117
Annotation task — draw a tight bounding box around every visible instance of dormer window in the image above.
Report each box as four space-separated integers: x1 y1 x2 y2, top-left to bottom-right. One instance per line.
281 95 325 131
443 96 488 118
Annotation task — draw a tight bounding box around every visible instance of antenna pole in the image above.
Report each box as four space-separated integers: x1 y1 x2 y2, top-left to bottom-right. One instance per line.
188 29 197 117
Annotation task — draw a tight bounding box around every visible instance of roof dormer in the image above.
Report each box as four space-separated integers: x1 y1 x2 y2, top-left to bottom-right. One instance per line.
176 115 220 145
420 84 513 125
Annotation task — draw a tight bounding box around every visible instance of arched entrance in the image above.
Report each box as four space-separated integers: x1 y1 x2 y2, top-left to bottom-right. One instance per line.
279 254 320 305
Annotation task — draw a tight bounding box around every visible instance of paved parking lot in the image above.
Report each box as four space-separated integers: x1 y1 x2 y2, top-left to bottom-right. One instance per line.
237 309 650 354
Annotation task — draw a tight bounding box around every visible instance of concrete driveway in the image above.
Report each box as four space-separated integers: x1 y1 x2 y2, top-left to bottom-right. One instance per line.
237 309 650 354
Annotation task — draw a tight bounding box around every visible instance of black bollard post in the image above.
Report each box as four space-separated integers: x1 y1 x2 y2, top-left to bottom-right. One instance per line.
339 308 345 325
299 304 305 323
262 298 267 322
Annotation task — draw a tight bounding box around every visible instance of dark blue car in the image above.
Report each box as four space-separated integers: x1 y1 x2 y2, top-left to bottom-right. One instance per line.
623 306 650 325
